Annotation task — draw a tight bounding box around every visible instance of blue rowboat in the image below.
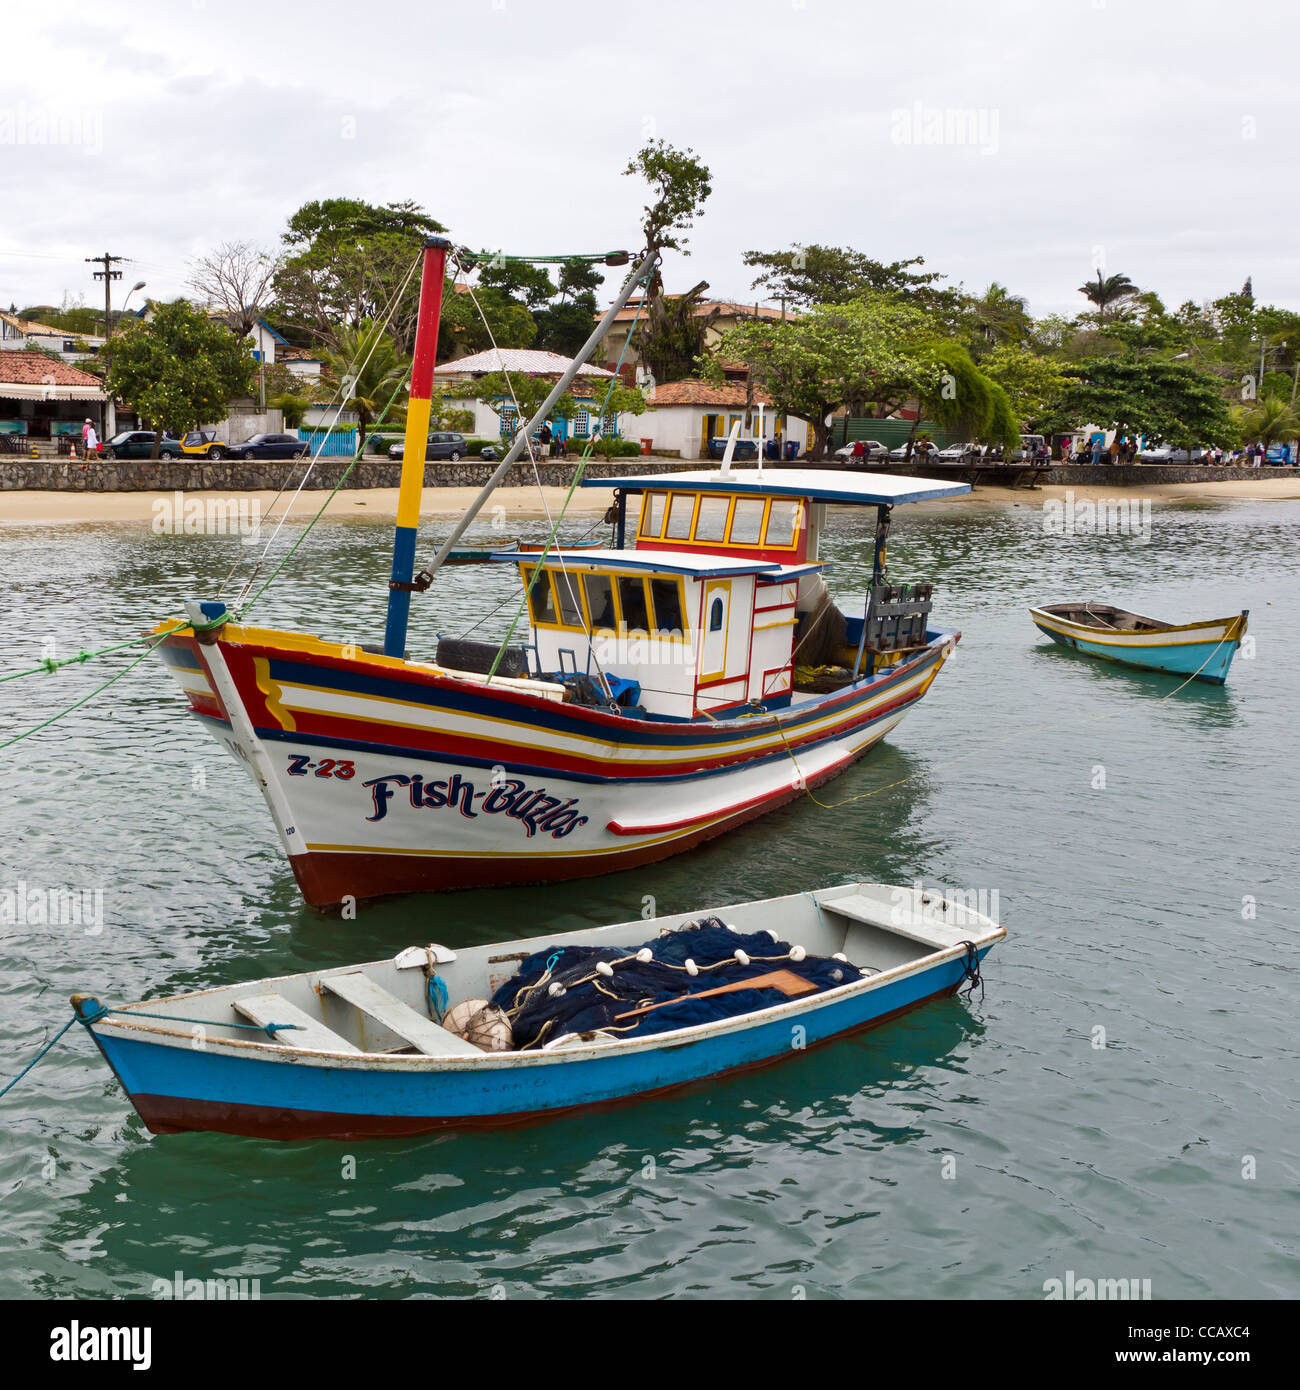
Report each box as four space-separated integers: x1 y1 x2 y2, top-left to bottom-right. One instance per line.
70 883 1004 1140
1029 602 1248 684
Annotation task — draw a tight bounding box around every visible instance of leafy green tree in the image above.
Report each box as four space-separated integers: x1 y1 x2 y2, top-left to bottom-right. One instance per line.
633 280 721 385
321 320 411 445
470 371 580 443
272 198 446 353
439 285 537 357
623 140 713 380
1041 356 1235 448
709 298 941 459
107 300 255 456
743 244 944 308
980 345 1071 426
269 392 310 429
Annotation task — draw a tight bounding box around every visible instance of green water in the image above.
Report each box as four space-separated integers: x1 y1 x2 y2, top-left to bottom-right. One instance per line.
1 494 1296 1299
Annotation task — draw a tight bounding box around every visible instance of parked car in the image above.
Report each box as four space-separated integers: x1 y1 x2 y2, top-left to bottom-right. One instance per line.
936 441 978 461
888 440 939 462
1135 445 1207 465
832 439 890 463
225 433 310 461
180 429 229 460
388 431 468 462
102 430 182 460
705 436 759 461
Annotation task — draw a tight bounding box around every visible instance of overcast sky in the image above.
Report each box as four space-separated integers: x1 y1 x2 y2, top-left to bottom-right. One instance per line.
4 0 1297 324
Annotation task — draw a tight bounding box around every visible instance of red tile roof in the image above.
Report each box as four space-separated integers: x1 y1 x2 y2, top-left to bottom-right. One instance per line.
648 379 755 407
0 351 104 387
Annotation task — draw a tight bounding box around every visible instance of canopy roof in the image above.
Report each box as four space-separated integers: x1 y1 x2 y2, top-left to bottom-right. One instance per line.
507 548 825 579
580 466 971 506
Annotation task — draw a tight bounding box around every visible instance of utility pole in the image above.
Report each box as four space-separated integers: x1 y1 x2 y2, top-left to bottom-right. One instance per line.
86 253 127 362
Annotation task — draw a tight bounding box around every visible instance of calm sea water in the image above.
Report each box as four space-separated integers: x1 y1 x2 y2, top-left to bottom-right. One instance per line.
1 492 1296 1300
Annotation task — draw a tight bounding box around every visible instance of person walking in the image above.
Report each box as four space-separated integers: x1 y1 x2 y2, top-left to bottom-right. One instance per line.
1090 437 1103 466
84 420 99 456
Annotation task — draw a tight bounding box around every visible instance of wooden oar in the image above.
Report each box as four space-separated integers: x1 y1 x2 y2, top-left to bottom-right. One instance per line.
614 969 816 1022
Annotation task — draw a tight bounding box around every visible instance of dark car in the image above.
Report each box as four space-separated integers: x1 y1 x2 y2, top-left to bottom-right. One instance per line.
226 433 310 461
102 430 181 460
388 431 467 462
705 436 759 461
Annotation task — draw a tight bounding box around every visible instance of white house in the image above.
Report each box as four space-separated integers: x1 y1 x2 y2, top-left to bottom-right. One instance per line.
433 346 626 441
0 311 105 363
643 380 812 460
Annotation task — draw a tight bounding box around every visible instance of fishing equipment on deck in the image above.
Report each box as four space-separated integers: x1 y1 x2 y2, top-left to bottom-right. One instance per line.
489 917 866 1050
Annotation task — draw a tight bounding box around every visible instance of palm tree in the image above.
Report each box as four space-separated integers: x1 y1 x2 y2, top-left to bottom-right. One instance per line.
322 321 411 445
971 281 1031 351
1078 272 1140 329
1237 393 1300 450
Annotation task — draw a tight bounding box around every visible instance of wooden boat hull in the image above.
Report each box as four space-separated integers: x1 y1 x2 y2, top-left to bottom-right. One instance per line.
153 619 958 907
1029 604 1247 684
77 886 1004 1140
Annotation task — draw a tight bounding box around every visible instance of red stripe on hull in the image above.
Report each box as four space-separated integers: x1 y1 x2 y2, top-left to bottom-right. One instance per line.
127 983 962 1140
289 735 878 907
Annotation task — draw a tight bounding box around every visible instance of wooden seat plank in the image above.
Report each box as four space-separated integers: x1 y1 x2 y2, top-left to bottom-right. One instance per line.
322 972 483 1056
819 893 971 949
232 991 361 1052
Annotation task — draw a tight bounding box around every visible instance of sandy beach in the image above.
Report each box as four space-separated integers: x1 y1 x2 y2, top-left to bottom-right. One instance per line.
1 476 1298 527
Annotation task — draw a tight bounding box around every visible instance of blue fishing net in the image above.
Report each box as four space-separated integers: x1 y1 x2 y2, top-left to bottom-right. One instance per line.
490 916 862 1049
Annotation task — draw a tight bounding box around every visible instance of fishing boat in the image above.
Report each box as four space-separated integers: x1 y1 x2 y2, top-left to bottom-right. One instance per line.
70 882 1005 1140
150 237 971 908
1029 602 1248 683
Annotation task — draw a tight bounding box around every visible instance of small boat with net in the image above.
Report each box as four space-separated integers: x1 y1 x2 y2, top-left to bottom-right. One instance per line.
1029 602 1248 684
70 882 1004 1139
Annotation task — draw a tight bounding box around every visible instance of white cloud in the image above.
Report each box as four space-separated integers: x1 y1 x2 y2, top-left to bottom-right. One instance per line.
3 0 1296 318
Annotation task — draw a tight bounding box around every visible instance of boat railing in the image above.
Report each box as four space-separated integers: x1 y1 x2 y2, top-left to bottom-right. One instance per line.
860 583 934 674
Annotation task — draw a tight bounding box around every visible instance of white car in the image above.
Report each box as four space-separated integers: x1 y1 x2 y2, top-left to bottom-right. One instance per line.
888 440 939 463
833 439 890 463
936 442 978 461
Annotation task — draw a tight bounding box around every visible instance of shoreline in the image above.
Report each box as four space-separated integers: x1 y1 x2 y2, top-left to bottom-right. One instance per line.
1 477 1299 528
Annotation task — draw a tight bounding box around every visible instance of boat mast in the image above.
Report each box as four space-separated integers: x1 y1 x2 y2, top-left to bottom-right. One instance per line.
410 247 658 589
384 235 452 659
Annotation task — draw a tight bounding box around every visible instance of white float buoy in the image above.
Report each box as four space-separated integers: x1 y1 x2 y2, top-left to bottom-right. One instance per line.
789 945 807 962
548 982 566 998
832 952 848 962
596 961 614 978
734 950 750 966
636 947 653 963
685 958 698 976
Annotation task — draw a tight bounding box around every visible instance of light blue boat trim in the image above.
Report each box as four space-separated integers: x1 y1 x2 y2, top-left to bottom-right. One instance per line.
1032 622 1240 684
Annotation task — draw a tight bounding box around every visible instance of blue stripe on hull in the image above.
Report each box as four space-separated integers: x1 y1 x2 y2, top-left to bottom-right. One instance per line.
1033 623 1238 684
97 950 989 1132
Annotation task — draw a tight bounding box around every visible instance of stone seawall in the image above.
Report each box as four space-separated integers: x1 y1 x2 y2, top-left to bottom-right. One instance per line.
1 456 1295 493
1031 464 1298 486
0 457 696 493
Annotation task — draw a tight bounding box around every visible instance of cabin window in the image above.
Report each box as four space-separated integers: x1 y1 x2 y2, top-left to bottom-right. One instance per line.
641 491 666 538
729 498 766 545
618 576 649 631
665 492 696 540
583 573 616 629
526 566 557 624
694 495 730 542
765 499 802 548
650 578 684 635
554 571 583 627
709 596 725 631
